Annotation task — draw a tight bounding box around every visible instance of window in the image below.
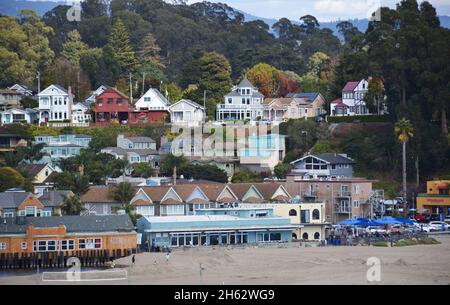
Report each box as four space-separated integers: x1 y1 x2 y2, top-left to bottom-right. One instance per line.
302 233 309 240
228 98 232 104
312 209 320 220
353 200 360 208
161 205 184 215
301 210 310 223
242 98 245 104
289 209 297 216
98 99 103 106
314 232 320 240
21 242 27 250
25 206 36 217
107 98 113 105
61 240 75 251
42 211 52 217
78 238 102 250
0 242 6 250
144 97 151 102
33 240 57 252
117 99 123 106
3 212 14 218
353 184 360 194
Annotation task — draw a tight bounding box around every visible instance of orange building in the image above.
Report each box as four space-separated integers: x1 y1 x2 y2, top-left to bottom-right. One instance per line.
0 215 136 255
416 180 450 215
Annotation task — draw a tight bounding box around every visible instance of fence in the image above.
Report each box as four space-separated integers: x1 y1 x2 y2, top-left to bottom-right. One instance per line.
0 248 136 270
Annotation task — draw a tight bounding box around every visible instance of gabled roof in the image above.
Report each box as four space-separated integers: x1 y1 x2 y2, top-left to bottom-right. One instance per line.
0 191 30 209
238 77 257 89
126 136 155 143
38 84 69 96
18 164 52 177
38 190 73 207
0 215 134 234
97 87 130 100
170 99 205 110
139 186 172 203
80 186 118 203
342 81 359 92
290 153 354 165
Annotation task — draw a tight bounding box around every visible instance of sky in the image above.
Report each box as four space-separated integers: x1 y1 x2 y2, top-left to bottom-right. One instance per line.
47 0 450 22
184 0 450 22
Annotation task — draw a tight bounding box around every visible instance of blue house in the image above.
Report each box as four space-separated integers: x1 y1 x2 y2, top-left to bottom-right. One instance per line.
239 134 286 172
34 134 92 165
137 207 298 249
290 153 354 179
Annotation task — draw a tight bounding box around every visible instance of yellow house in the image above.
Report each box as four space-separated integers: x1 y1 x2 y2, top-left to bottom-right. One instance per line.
416 180 450 215
19 164 56 184
264 202 330 241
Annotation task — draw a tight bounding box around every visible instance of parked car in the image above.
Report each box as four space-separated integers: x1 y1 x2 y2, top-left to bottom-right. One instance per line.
428 221 450 231
412 222 432 233
413 215 427 222
444 216 450 224
366 226 389 235
390 225 402 234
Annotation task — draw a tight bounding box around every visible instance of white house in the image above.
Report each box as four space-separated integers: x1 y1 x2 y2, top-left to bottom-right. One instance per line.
216 77 264 121
135 88 170 111
169 99 206 127
71 102 91 125
101 134 159 168
330 79 370 116
38 85 73 124
85 85 107 105
9 84 34 96
0 108 38 125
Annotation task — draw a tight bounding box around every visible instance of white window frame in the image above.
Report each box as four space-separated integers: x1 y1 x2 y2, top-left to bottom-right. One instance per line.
21 241 27 250
61 239 75 251
78 238 102 250
0 242 7 250
353 200 360 208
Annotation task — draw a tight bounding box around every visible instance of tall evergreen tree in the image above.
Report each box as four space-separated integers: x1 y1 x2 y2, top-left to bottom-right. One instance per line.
109 18 138 74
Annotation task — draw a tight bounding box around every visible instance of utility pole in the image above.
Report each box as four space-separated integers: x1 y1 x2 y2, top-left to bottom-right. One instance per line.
142 73 145 94
36 71 41 93
203 90 207 109
129 72 133 102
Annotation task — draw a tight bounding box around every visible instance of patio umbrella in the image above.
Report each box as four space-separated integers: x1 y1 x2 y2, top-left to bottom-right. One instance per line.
336 218 361 226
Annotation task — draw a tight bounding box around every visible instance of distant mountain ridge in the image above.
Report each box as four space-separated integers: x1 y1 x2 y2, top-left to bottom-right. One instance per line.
1 0 449 36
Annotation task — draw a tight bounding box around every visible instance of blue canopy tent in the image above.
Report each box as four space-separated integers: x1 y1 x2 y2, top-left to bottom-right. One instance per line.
375 216 401 225
336 218 382 227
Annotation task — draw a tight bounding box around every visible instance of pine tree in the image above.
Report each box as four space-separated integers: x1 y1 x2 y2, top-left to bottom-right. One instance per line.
62 30 88 66
109 18 138 73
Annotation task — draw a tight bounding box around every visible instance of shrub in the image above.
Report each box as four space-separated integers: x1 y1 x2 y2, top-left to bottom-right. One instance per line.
327 115 389 123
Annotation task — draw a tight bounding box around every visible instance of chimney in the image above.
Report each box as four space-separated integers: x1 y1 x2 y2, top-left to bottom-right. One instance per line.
68 86 73 122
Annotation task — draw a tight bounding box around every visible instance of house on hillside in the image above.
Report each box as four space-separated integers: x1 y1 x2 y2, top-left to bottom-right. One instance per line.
134 88 170 122
216 77 264 121
93 87 132 125
262 93 326 122
290 153 354 179
34 134 92 164
101 134 159 168
85 85 108 105
71 102 91 126
0 89 24 111
329 79 385 116
9 84 35 97
0 108 38 125
169 99 206 127
38 85 74 124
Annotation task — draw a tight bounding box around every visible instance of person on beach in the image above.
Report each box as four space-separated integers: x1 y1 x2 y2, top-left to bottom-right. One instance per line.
166 252 170 263
132 255 135 265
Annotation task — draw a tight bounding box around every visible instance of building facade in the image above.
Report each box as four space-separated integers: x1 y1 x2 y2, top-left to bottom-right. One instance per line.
0 89 23 111
216 78 264 121
239 134 286 172
38 85 73 124
416 180 450 216
0 215 136 256
71 102 91 126
290 153 354 179
285 175 375 223
0 108 38 125
263 93 326 122
134 88 170 122
169 99 206 127
34 134 92 164
330 79 370 116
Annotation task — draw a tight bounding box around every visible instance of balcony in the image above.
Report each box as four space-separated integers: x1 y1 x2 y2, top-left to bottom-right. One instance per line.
336 191 351 198
302 191 318 198
217 104 263 110
334 206 351 214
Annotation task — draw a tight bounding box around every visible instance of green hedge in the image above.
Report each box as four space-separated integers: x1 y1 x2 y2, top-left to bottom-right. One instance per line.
327 115 389 123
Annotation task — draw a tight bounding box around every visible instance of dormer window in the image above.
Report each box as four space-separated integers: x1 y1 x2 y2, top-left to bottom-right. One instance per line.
246 89 250 95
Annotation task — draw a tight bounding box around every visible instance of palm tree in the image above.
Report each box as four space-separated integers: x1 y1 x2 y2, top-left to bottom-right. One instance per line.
111 182 135 214
16 143 47 163
395 118 414 211
61 195 85 215
161 154 187 185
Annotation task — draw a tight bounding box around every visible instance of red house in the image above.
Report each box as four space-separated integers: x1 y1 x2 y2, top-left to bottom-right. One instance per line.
94 88 168 125
94 88 133 124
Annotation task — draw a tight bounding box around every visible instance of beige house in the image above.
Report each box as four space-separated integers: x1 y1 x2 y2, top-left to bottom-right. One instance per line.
169 99 205 127
262 93 326 122
285 174 376 223
262 202 329 241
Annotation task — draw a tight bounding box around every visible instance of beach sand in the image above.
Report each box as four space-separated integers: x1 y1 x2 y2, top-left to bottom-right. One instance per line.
1 236 449 285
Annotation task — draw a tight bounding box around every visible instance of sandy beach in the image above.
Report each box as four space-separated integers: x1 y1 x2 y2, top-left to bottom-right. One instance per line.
1 236 449 285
